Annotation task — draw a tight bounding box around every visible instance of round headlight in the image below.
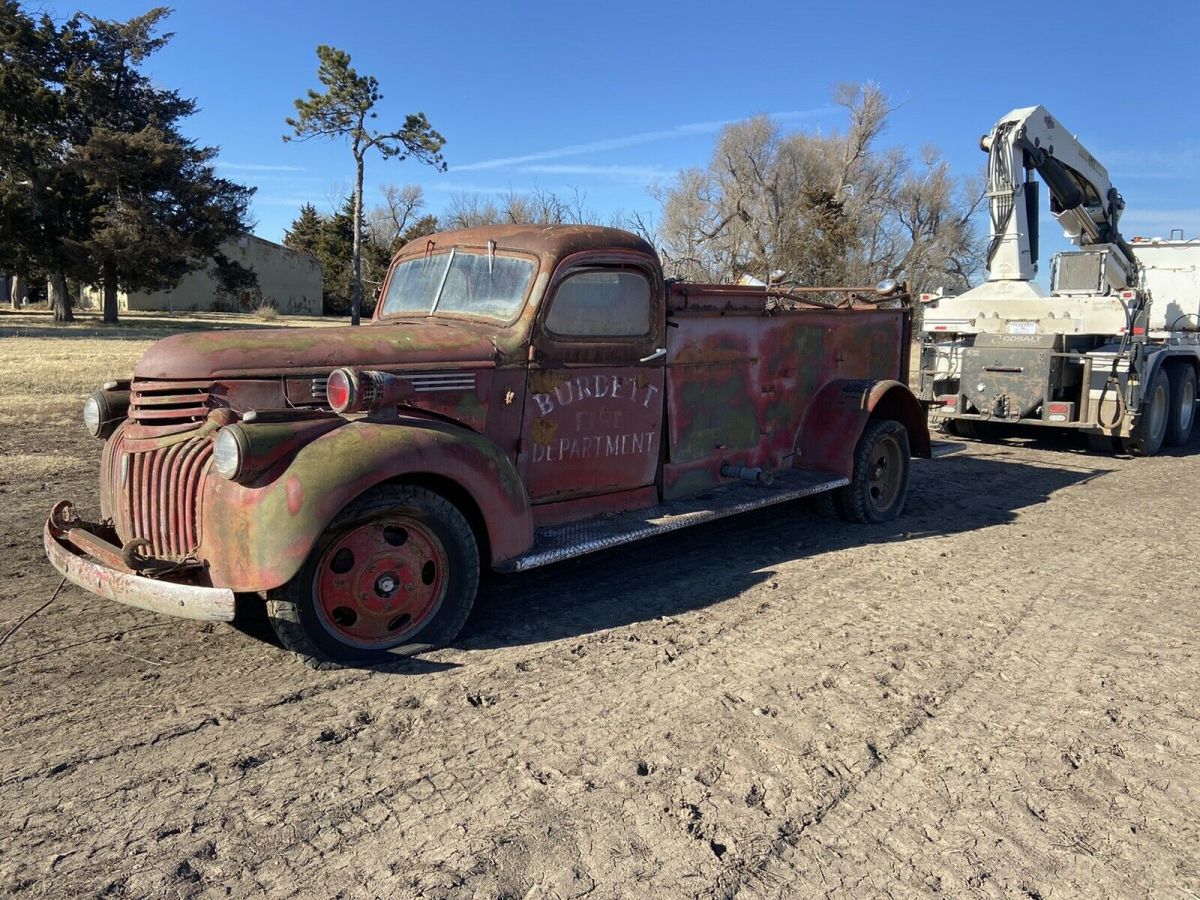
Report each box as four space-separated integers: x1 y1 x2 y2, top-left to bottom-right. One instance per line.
83 394 104 437
213 426 247 480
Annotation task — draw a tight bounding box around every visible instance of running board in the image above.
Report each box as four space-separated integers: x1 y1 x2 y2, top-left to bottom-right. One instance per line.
929 440 965 458
495 469 849 573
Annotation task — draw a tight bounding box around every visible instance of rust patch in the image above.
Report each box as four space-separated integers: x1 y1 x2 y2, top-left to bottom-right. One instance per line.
532 417 558 447
529 370 570 394
286 475 303 515
672 346 757 365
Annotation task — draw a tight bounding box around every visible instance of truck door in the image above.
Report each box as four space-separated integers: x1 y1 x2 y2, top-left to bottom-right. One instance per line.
519 255 666 504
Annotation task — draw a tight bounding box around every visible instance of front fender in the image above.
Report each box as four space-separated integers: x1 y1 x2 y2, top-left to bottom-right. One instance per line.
794 379 931 477
201 419 533 591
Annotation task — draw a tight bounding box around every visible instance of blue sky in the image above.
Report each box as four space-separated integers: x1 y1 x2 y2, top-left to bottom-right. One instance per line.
33 0 1200 259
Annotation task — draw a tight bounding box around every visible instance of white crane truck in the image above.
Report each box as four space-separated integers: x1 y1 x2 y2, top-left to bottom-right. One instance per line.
920 105 1200 454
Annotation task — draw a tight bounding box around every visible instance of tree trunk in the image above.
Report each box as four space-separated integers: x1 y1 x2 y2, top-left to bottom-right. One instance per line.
49 272 73 323
351 153 365 326
102 259 119 324
1 275 9 310
11 273 27 309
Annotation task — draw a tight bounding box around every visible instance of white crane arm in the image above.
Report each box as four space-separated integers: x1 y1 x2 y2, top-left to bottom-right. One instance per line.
982 105 1133 288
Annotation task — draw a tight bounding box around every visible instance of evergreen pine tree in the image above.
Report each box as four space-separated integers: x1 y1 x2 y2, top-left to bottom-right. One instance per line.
284 203 324 257
62 8 255 323
285 45 445 325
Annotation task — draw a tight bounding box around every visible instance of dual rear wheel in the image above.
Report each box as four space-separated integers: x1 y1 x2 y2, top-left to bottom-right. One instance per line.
1091 362 1196 456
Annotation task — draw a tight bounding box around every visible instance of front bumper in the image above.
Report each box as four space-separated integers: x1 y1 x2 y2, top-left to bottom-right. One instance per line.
44 502 235 622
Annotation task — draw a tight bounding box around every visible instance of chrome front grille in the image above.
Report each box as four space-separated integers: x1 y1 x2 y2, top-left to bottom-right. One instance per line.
129 380 215 426
107 432 213 558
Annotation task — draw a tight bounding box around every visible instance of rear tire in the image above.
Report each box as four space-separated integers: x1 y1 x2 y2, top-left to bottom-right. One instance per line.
834 419 911 524
946 419 998 441
267 484 479 669
1164 363 1197 447
946 419 975 439
1124 366 1169 456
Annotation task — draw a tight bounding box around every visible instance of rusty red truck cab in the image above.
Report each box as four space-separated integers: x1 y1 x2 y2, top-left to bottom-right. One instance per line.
47 225 935 666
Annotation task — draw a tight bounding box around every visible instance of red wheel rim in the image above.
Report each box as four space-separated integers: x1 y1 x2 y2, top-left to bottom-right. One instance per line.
313 516 448 649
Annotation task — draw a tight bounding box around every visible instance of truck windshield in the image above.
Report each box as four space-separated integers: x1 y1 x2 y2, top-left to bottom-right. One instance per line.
380 250 535 322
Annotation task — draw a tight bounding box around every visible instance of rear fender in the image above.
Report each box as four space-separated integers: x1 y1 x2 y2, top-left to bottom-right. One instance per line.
794 379 931 477
203 419 532 591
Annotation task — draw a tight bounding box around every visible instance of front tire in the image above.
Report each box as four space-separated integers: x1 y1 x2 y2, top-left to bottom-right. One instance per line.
834 419 911 524
267 484 479 668
1165 363 1197 447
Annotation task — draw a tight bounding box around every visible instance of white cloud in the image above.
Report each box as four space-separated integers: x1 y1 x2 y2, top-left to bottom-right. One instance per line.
217 162 308 173
515 163 672 183
255 195 323 207
1121 208 1200 237
1090 145 1200 180
420 181 537 195
452 107 835 173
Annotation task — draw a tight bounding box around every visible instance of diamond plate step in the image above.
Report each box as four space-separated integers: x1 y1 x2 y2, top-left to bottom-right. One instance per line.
496 468 849 573
929 440 966 458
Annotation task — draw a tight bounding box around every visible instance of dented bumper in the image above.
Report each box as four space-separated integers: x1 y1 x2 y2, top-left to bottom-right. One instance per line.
44 504 235 622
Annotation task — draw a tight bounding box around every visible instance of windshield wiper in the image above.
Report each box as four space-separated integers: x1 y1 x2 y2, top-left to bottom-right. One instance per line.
429 247 456 315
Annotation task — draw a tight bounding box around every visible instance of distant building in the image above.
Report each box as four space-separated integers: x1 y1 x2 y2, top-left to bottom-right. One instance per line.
83 235 323 316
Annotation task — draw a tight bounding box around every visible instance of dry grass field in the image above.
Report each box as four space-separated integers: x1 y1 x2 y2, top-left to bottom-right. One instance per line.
0 308 1198 898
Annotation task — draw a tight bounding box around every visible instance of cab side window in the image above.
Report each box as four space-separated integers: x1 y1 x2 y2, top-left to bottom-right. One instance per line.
545 270 651 338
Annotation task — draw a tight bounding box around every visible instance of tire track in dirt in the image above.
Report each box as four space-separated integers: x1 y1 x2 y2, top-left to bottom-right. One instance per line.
717 590 1046 899
726 441 1200 898
4 428 1198 897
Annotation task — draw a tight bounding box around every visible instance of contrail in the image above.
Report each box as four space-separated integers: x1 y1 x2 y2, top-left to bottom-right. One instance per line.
453 107 835 173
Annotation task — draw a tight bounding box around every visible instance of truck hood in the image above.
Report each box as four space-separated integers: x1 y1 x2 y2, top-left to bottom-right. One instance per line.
134 320 499 379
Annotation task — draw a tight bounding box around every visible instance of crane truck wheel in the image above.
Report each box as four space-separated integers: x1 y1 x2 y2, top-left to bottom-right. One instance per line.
1086 432 1120 453
834 419 911 524
947 419 979 439
1164 363 1197 447
1123 366 1170 457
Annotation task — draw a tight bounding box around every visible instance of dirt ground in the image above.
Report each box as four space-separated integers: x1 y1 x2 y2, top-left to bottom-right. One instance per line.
1 314 1198 898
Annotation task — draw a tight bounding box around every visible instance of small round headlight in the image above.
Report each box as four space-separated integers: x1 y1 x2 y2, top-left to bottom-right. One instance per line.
83 394 104 437
213 426 247 480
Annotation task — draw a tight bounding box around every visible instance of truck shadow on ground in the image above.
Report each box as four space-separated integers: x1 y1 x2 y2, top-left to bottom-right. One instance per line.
454 451 1112 655
944 421 1200 459
230 447 1118 671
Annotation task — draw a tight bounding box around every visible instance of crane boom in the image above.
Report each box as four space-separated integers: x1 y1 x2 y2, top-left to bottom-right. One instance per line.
983 105 1133 289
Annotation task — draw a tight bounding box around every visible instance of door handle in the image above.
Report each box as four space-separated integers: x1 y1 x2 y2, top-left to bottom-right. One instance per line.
640 347 666 363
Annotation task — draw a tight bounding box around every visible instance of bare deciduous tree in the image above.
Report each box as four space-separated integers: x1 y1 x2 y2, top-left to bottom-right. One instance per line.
441 187 604 231
365 184 426 251
655 83 983 294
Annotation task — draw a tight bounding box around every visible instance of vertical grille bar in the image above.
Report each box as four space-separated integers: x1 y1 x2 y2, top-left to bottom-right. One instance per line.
160 442 184 557
111 437 212 559
134 452 150 545
147 446 163 556
181 441 212 554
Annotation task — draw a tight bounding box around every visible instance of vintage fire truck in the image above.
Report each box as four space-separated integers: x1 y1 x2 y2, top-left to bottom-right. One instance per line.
47 225 937 666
